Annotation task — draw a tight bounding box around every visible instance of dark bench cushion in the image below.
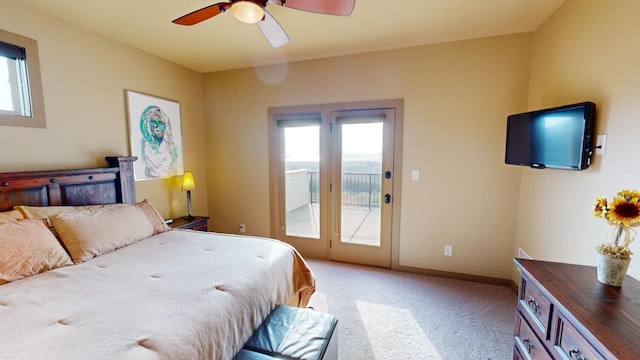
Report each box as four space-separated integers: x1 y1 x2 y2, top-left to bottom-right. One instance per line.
237 305 338 360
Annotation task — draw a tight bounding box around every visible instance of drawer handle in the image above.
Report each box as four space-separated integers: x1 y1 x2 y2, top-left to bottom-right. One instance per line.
569 349 587 360
527 298 540 313
523 338 534 354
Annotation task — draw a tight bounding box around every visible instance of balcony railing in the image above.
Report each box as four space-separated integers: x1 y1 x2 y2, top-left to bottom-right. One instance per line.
308 171 381 208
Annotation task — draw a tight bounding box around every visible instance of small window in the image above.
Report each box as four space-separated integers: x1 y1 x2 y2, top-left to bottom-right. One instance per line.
0 29 45 128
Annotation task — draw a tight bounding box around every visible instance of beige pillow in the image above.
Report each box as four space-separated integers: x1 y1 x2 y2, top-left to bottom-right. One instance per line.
50 205 154 264
135 199 170 235
14 204 127 227
0 209 24 224
0 220 73 284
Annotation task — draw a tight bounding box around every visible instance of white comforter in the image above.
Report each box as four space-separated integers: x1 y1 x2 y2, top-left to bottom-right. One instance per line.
0 230 315 360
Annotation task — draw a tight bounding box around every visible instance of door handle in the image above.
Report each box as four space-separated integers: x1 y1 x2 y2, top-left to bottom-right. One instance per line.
384 194 391 204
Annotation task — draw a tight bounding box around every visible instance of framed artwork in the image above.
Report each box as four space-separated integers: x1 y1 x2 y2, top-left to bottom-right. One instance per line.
126 90 184 181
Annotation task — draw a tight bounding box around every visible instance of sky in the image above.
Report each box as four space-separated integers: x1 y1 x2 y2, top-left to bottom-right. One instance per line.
285 122 383 162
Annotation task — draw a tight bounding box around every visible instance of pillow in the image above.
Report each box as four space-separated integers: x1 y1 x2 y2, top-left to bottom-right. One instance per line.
0 220 73 284
0 209 24 224
135 199 171 235
13 204 127 227
14 202 168 232
50 205 154 264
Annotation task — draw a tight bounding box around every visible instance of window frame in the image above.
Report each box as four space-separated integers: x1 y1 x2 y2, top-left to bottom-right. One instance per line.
0 29 46 128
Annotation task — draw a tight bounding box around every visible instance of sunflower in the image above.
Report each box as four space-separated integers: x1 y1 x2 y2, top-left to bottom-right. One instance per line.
606 192 640 227
592 195 607 218
616 189 640 202
594 190 640 259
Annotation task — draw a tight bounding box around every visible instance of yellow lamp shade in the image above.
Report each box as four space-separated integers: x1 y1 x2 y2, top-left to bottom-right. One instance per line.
231 1 264 24
182 171 196 191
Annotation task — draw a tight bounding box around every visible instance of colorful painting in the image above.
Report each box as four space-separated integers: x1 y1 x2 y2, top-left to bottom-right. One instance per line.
126 90 184 181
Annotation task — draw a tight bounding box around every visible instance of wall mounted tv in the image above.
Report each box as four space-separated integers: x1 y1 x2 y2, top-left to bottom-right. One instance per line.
504 101 596 170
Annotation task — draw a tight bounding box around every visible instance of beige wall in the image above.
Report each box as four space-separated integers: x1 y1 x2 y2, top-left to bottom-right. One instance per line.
12 0 632 283
203 34 531 280
516 0 640 280
1 1 208 220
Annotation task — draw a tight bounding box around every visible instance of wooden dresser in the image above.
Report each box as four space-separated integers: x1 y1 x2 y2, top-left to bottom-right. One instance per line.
513 258 640 359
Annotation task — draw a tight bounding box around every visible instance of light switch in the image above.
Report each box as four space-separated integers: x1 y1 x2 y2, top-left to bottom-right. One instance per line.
412 169 420 181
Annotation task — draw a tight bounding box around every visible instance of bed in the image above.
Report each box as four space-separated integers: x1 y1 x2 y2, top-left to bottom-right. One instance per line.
0 156 316 360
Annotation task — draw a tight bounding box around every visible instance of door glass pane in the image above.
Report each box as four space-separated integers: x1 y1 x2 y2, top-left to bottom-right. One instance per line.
284 125 320 239
341 122 382 246
0 58 12 111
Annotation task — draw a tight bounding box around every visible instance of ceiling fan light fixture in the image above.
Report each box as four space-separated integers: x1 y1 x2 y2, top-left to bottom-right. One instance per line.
231 1 264 24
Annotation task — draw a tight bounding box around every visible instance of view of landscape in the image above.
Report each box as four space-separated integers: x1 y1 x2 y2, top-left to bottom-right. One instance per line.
284 123 383 245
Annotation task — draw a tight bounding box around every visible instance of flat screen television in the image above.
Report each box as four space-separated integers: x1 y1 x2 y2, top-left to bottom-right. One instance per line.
504 102 596 170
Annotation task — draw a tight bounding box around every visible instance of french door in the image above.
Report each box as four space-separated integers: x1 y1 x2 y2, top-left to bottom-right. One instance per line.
269 101 402 268
328 109 395 267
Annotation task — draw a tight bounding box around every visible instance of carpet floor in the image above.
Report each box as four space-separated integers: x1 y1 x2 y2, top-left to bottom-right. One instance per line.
305 259 517 359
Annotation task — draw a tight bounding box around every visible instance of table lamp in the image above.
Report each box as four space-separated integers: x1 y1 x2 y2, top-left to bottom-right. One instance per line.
182 171 196 220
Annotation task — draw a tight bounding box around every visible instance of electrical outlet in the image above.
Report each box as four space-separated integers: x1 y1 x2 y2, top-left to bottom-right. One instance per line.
444 245 453 256
239 224 246 233
595 134 607 155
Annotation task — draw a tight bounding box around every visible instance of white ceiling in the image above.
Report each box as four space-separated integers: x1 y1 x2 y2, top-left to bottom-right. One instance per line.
17 0 565 73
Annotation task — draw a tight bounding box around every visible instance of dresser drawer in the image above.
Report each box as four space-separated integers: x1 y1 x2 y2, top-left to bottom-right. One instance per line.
553 313 604 360
519 276 553 340
515 312 553 360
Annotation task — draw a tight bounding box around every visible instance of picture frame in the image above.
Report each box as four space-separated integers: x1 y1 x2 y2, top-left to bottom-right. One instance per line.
126 90 184 181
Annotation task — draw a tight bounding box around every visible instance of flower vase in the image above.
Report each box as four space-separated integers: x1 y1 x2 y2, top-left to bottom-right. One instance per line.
596 253 631 287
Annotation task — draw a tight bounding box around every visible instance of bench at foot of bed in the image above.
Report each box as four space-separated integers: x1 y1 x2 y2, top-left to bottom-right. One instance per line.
234 305 338 360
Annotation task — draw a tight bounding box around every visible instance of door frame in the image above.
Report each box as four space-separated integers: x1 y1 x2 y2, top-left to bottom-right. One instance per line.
268 99 403 269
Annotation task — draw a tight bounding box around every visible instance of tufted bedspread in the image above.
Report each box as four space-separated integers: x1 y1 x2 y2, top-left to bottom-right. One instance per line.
0 230 315 360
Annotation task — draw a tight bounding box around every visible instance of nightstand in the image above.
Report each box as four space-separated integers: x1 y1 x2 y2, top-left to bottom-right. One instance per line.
170 216 209 232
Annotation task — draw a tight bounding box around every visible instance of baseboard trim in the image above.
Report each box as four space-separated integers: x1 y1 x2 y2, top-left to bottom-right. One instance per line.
392 263 513 288
312 258 519 293
509 280 519 293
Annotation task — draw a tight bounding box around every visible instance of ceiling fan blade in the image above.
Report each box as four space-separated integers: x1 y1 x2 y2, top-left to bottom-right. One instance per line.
257 9 290 48
269 0 355 16
172 2 232 26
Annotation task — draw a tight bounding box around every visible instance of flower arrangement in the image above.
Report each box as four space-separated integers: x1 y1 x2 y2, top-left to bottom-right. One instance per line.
592 189 640 259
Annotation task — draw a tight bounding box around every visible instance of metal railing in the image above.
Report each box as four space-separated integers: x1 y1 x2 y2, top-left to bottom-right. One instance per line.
309 171 381 208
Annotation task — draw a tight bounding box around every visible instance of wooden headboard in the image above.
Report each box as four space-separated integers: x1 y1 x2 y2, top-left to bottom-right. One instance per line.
0 156 137 212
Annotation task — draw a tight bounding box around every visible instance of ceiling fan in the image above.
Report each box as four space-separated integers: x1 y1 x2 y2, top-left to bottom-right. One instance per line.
172 0 355 48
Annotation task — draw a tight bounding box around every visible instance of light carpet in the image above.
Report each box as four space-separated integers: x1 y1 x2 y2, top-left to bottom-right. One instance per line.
305 259 516 360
